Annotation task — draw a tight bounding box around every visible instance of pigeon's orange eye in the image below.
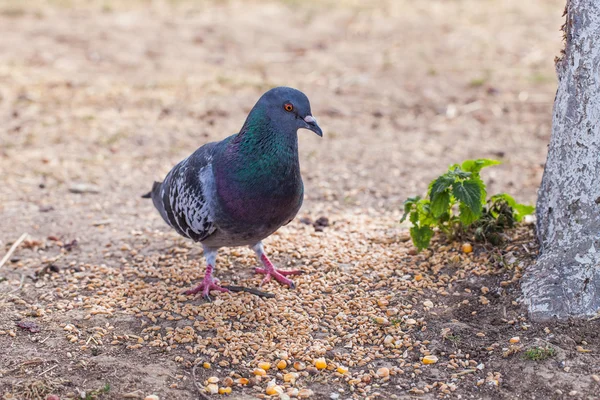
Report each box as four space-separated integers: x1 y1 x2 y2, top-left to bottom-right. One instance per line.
284 103 294 112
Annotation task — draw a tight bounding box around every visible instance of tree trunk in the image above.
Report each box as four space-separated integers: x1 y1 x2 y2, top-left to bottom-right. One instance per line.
522 0 600 321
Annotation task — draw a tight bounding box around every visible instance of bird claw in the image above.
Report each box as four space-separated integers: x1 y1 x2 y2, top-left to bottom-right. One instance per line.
255 267 302 288
184 277 229 301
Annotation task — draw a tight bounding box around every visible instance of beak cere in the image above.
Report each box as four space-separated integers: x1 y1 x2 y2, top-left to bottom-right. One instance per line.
303 115 323 137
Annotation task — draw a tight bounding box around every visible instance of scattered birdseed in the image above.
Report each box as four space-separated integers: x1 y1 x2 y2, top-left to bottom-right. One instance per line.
337 366 348 374
258 362 271 371
314 358 327 370
277 360 287 370
422 356 439 364
205 384 218 394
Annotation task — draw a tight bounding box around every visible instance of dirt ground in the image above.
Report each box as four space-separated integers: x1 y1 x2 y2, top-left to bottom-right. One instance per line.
1 0 599 399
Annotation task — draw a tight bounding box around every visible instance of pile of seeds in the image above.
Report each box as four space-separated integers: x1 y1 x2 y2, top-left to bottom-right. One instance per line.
2 209 534 398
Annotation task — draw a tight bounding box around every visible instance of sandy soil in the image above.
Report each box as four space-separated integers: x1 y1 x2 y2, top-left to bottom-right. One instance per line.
1 0 599 399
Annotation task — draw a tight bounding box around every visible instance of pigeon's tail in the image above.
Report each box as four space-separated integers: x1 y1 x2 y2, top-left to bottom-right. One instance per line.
142 181 161 199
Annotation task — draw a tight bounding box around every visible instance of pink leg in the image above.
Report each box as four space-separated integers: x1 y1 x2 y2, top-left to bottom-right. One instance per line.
184 264 229 301
252 243 302 288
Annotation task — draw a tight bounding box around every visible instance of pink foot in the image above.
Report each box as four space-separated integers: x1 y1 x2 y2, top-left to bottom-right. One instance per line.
184 265 229 301
255 254 302 288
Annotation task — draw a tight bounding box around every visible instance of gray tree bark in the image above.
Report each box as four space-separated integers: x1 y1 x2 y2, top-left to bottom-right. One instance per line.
522 0 600 321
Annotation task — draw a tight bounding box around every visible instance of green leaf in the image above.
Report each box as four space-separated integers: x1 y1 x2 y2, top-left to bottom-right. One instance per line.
452 180 483 214
459 202 480 225
447 166 471 181
461 159 501 174
410 225 434 251
491 193 516 207
417 200 437 226
430 190 451 218
400 196 421 222
471 175 487 204
491 193 535 222
512 204 535 222
429 174 454 199
410 210 419 224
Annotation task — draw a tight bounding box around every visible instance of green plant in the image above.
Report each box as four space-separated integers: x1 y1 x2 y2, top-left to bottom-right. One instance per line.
84 383 111 400
401 159 534 250
523 346 556 361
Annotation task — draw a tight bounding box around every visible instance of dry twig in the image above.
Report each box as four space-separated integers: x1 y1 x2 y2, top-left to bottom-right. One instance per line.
0 233 28 270
191 362 211 400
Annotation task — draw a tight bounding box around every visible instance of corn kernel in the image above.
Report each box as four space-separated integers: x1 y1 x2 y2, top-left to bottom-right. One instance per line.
462 243 473 254
205 384 218 394
235 378 249 385
293 361 306 370
266 384 283 395
253 368 267 376
337 365 348 374
376 367 390 378
277 360 287 370
422 355 438 364
207 377 219 384
314 358 327 370
258 362 271 371
203 362 211 369
218 387 232 394
283 372 297 382
509 337 520 344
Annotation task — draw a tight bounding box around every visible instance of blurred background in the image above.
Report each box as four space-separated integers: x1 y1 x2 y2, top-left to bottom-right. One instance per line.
0 0 562 236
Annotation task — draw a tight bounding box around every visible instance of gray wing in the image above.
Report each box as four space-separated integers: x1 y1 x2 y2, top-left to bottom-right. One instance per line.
149 143 218 242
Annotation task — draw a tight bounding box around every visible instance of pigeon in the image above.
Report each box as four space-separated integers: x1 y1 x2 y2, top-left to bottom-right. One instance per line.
143 87 322 300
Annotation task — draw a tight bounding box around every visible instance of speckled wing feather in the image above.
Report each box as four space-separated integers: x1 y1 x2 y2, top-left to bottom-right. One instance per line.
149 144 218 242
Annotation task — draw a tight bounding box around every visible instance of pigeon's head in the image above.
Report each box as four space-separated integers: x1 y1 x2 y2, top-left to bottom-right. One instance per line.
251 87 322 137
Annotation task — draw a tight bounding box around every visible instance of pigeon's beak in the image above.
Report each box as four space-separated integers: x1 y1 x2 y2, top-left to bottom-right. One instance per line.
303 115 323 137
